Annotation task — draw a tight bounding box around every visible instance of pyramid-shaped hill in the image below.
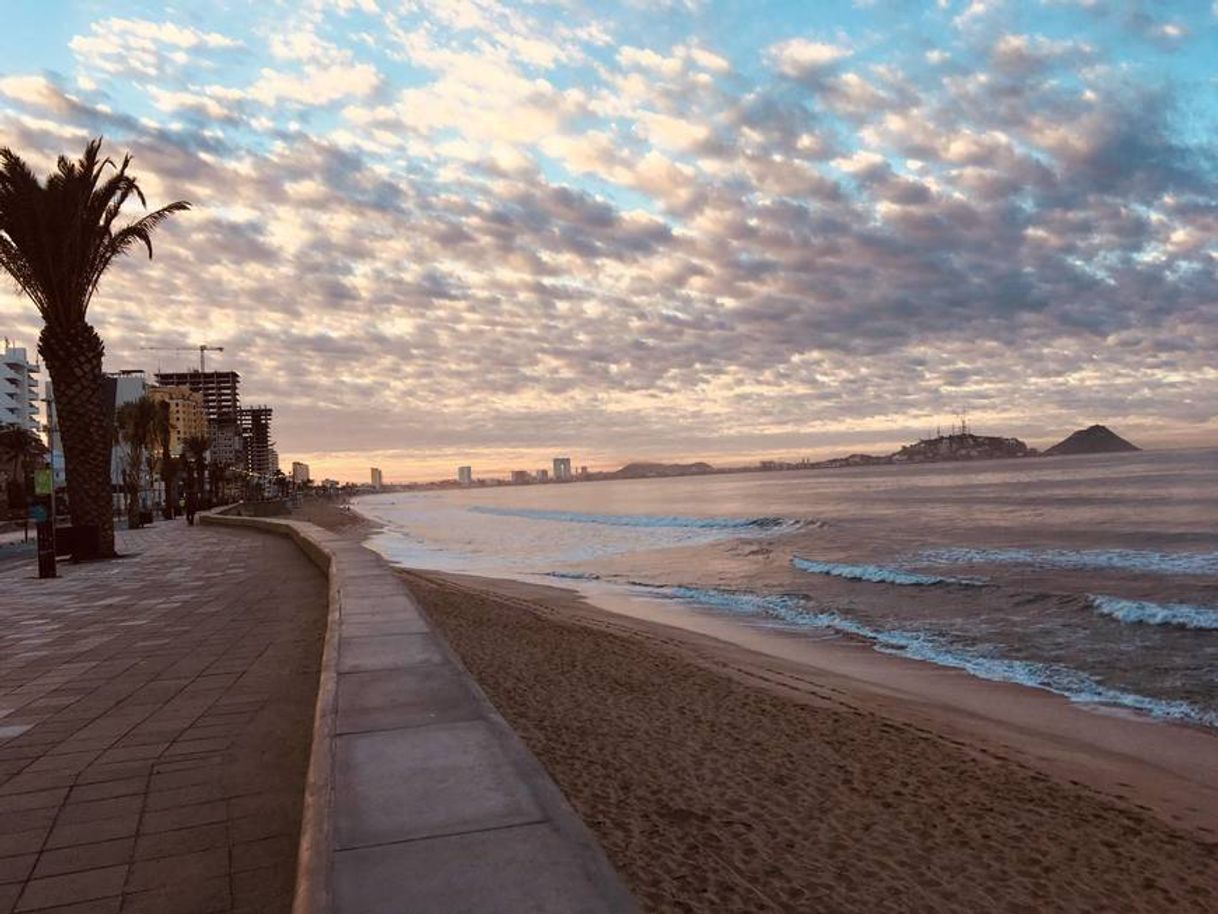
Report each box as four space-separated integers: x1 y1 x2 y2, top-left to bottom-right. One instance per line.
1044 425 1140 456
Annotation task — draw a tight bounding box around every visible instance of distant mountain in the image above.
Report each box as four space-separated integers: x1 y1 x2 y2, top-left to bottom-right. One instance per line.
1044 425 1140 456
892 432 1031 463
612 461 714 478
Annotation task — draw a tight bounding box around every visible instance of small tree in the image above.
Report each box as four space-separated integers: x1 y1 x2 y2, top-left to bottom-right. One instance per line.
0 423 47 514
115 396 159 529
183 434 209 496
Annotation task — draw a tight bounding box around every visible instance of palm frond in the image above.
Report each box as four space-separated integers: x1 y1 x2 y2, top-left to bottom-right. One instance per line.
0 137 191 325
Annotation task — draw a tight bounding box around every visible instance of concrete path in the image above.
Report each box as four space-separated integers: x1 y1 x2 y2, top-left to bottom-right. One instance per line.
204 514 637 914
0 519 327 914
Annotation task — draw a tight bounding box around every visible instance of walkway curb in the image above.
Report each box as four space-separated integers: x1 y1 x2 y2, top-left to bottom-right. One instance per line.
201 513 637 914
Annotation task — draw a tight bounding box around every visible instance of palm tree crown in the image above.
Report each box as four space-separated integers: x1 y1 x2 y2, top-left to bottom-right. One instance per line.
0 139 190 326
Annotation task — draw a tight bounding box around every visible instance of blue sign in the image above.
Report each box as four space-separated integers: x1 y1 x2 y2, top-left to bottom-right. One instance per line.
29 504 48 523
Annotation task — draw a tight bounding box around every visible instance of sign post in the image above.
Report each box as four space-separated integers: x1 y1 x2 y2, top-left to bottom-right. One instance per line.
33 467 56 578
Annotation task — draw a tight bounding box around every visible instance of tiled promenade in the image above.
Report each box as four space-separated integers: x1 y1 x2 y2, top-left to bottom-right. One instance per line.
0 520 327 913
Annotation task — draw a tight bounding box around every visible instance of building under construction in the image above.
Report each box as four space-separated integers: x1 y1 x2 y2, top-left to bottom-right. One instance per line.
154 370 241 423
239 406 274 476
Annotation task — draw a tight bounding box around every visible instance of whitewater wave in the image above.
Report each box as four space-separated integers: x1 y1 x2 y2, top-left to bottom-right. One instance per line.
543 571 602 581
470 506 801 530
920 547 1218 576
648 585 1218 729
791 557 980 587
1089 595 1218 631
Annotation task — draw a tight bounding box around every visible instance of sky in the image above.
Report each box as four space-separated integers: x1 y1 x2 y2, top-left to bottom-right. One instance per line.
1 0 1216 483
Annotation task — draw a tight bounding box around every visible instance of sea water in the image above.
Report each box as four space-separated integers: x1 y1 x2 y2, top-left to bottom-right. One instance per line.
357 448 1218 728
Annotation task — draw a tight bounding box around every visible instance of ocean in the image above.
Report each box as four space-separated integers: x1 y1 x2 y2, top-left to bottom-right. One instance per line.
355 448 1218 729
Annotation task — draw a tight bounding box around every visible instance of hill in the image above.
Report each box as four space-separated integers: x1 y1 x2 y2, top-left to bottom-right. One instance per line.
1044 425 1140 456
612 461 714 478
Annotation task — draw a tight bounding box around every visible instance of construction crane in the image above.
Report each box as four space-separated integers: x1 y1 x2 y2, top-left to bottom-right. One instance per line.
140 344 225 372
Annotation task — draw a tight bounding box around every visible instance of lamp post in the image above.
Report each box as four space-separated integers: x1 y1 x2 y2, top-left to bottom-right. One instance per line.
35 391 58 578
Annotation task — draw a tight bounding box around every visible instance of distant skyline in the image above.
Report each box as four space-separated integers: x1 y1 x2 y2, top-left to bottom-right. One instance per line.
2 1 1216 483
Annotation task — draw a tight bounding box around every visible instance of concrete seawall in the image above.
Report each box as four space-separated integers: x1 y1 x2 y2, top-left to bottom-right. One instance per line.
201 513 636 914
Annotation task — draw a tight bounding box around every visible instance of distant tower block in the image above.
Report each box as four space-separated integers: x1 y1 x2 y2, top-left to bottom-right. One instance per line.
371 467 384 488
457 466 473 486
553 456 572 480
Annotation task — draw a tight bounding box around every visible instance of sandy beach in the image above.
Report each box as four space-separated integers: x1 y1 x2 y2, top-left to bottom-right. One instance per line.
399 567 1218 913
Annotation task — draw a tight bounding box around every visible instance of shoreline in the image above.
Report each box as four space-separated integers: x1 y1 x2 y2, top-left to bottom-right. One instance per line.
400 565 1218 912
334 495 1218 838
411 569 1218 841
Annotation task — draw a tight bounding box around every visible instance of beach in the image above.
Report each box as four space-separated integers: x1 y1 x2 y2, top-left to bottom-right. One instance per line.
400 567 1218 913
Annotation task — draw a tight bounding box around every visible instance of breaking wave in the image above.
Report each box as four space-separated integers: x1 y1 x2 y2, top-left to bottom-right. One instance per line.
920 547 1218 576
648 585 1218 729
1089 595 1218 630
470 506 801 530
791 557 980 587
543 570 602 581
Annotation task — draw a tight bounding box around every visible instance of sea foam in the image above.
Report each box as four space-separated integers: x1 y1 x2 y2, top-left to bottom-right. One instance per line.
648 584 1218 728
470 506 798 530
790 556 973 587
1089 595 1218 630
920 547 1218 576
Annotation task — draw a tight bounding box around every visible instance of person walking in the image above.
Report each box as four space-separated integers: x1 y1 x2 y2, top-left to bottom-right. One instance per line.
185 488 198 526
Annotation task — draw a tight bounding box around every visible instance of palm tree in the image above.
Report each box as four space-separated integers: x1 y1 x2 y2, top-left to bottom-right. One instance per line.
115 395 159 530
0 423 47 513
183 434 210 497
0 139 189 557
152 400 179 519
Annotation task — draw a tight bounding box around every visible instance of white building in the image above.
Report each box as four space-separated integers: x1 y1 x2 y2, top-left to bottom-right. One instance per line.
46 370 151 506
457 466 472 486
553 457 572 481
2 342 39 431
292 461 310 484
371 467 383 488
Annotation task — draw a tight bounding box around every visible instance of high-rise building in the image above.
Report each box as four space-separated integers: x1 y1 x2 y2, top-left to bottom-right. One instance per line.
209 417 244 468
510 470 530 484
1 342 39 431
154 370 240 423
238 406 274 476
537 468 549 482
147 386 207 455
292 461 310 484
267 447 280 475
552 457 572 480
457 466 472 486
371 467 383 488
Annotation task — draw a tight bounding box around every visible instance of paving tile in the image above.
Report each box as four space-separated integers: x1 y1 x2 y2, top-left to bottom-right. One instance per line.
336 667 479 735
65 777 146 804
0 853 37 885
55 796 143 827
20 897 121 914
133 823 227 861
13 864 127 911
0 787 69 814
333 823 618 914
337 634 445 674
0 829 50 859
126 847 228 892
334 720 543 849
139 800 227 834
120 875 230 914
31 839 134 879
44 814 140 850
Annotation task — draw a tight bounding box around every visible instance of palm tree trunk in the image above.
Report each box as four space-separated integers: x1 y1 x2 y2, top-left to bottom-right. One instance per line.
39 321 116 559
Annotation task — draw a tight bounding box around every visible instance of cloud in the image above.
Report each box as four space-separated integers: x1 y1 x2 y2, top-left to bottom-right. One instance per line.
0 0 1214 480
69 17 240 77
765 38 852 79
